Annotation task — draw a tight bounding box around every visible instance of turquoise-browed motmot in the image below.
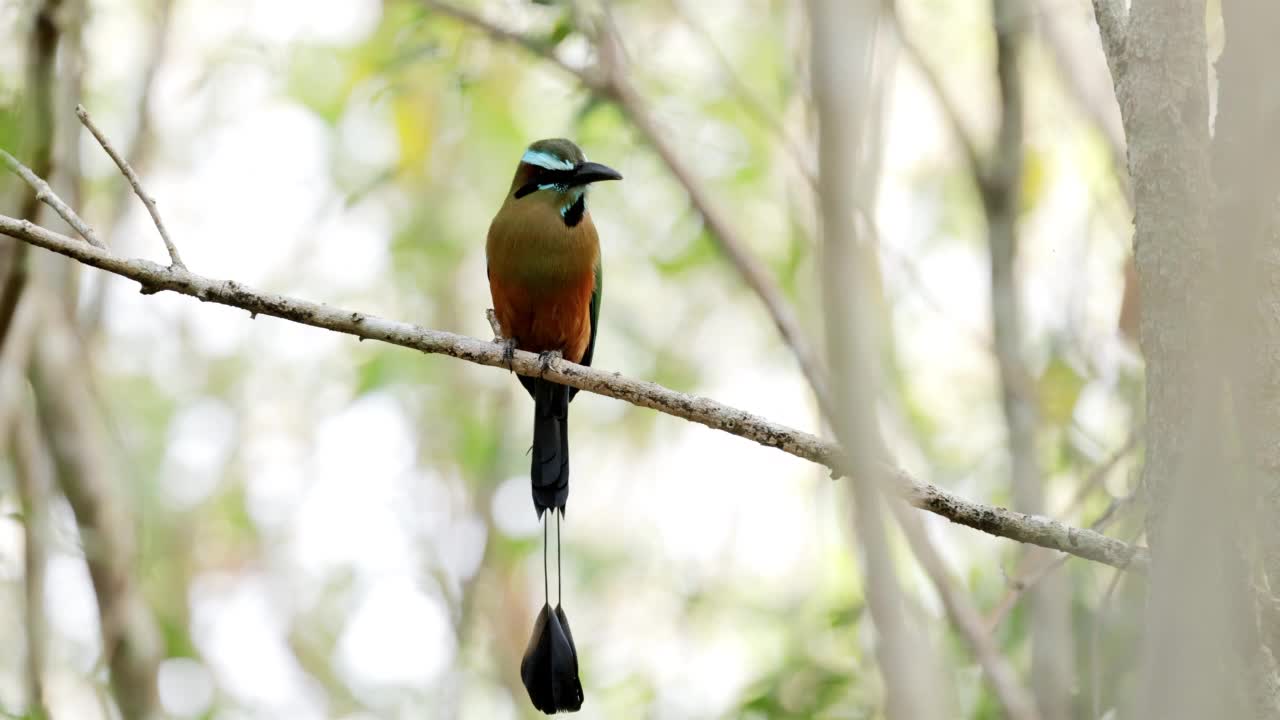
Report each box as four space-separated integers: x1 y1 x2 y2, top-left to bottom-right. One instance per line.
487 138 621 714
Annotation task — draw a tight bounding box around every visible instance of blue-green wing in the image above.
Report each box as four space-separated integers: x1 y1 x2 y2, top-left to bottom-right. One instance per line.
569 259 601 401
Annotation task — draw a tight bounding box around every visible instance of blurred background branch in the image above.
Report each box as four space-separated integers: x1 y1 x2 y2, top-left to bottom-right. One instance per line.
0 0 59 351
982 1 1074 717
808 0 952 716
12 401 53 719
31 295 163 720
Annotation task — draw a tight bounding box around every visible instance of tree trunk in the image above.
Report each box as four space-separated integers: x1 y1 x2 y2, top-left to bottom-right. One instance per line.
1118 0 1279 715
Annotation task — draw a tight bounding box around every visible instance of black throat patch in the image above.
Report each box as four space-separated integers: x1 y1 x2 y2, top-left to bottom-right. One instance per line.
562 193 586 227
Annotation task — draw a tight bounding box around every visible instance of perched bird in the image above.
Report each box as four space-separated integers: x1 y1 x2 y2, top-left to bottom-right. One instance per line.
487 138 621 517
487 138 621 715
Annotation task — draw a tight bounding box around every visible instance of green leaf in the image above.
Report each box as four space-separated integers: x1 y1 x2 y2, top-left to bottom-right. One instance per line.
1038 357 1085 427
545 12 575 46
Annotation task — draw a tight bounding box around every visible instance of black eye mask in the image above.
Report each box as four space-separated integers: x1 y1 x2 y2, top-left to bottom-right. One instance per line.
514 169 576 199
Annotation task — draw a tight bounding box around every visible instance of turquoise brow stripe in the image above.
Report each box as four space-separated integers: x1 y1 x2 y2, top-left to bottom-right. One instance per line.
522 149 575 170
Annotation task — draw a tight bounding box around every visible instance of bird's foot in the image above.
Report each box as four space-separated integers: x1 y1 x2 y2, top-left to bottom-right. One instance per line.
501 337 518 372
538 349 562 377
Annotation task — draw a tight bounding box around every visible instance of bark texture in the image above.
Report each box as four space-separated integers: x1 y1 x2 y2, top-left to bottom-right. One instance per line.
1116 0 1267 715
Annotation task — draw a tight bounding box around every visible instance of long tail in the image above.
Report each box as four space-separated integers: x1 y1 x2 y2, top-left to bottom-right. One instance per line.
531 378 570 517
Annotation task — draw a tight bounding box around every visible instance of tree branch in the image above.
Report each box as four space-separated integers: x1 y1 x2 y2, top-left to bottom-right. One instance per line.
76 105 184 269
1 148 106 249
0 213 1148 571
985 432 1140 631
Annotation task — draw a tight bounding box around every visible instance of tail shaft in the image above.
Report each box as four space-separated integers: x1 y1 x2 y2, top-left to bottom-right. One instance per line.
531 378 570 516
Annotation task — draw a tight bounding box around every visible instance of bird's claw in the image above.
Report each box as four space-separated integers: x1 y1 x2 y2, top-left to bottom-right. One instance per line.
538 350 562 377
501 338 518 372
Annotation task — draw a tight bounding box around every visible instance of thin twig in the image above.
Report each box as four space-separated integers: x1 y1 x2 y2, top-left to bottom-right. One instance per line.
1062 433 1139 518
115 0 172 194
420 1 597 86
1091 525 1141 719
599 19 837 426
984 432 1139 630
75 105 185 269
485 307 503 338
0 212 1150 571
668 0 818 190
893 503 1041 720
84 0 175 334
886 3 984 185
0 149 105 249
985 486 1139 632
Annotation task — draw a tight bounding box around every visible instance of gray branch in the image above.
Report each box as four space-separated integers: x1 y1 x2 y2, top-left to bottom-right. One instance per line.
0 213 1148 572
0 149 105 249
76 104 185 269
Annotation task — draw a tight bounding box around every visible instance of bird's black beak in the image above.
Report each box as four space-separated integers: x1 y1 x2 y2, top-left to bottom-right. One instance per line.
571 161 622 185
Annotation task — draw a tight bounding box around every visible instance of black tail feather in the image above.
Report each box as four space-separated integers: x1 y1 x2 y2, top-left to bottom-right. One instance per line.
531 378 570 516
